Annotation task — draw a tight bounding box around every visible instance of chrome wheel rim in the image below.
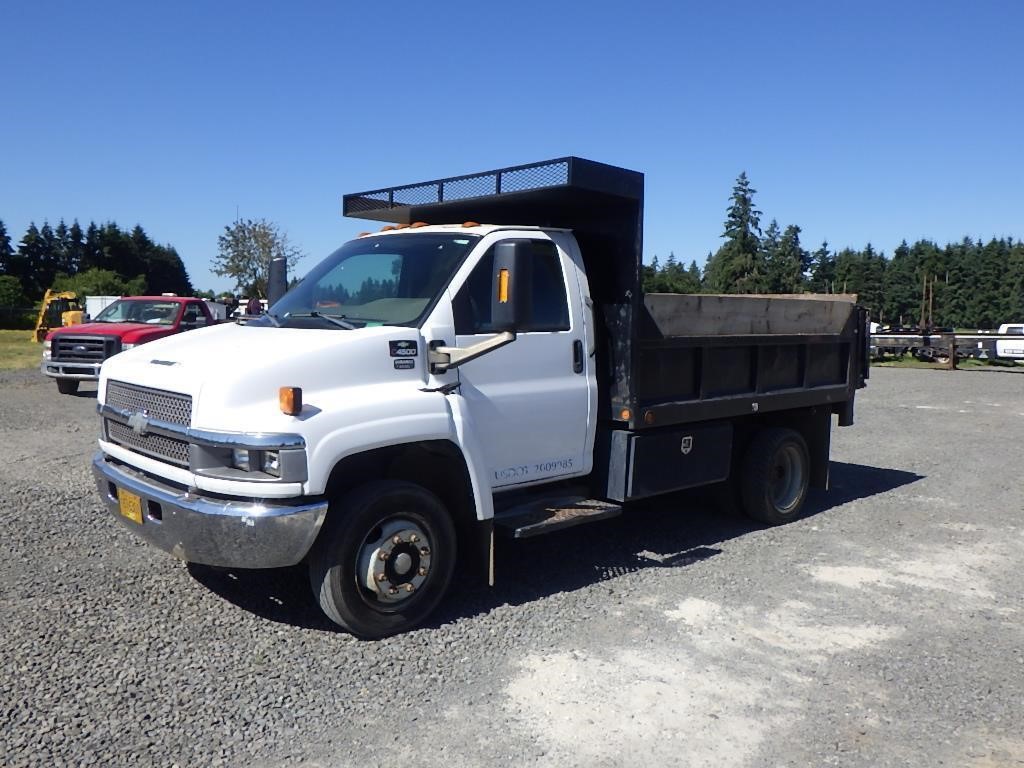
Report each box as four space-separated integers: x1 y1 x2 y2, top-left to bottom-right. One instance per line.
356 519 432 605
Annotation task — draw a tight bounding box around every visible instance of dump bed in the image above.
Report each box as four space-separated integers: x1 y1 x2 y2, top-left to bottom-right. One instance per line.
343 157 868 430
635 293 868 429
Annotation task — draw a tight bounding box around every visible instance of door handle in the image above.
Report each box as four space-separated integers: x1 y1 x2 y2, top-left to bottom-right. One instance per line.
572 339 584 374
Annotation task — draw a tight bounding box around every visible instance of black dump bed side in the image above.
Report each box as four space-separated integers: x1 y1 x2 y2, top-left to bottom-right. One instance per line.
343 157 868 430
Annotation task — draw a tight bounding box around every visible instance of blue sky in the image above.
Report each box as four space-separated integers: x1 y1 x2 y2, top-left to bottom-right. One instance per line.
2 0 1021 293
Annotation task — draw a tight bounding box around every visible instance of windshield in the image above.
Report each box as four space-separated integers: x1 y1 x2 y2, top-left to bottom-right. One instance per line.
264 232 479 329
94 299 180 326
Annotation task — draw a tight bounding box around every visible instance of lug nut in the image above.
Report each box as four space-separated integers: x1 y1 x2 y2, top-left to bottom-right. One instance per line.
419 547 430 556
410 534 419 543
378 551 388 561
418 567 428 577
404 584 415 592
376 573 387 582
388 587 399 595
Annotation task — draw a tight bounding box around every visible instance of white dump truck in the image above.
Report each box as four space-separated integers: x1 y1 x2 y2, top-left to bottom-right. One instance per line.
93 157 868 637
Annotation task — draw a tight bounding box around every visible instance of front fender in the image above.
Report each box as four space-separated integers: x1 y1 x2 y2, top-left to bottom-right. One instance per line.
304 390 495 521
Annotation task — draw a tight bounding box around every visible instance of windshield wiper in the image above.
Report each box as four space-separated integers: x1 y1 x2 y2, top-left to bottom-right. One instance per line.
283 311 357 330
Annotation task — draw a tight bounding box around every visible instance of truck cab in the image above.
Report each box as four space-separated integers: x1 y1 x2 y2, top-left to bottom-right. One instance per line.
92 158 867 638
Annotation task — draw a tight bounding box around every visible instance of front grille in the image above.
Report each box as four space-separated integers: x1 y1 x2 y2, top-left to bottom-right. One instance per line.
106 420 190 467
106 381 192 426
104 381 193 466
53 334 119 362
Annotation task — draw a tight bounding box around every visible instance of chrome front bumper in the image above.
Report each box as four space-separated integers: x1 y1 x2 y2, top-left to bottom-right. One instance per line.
93 453 329 568
41 360 102 380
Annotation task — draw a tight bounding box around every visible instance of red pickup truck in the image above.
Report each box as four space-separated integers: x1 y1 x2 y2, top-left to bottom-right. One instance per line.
42 296 221 394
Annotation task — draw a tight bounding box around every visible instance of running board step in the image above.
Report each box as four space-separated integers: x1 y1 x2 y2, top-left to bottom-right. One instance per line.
494 497 623 538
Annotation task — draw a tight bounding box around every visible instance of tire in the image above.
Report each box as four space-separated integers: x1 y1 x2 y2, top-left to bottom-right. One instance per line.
56 379 79 395
309 480 457 639
739 428 810 525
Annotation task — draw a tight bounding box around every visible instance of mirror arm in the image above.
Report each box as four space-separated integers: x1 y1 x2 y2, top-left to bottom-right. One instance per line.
429 331 516 373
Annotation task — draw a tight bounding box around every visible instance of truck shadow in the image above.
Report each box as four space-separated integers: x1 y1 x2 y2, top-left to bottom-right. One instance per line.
187 461 922 634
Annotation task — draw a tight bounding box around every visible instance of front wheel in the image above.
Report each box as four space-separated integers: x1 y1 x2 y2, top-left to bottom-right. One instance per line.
56 379 79 395
309 480 456 639
739 428 810 525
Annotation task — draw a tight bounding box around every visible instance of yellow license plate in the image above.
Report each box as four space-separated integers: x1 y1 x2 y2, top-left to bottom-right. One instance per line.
117 488 144 524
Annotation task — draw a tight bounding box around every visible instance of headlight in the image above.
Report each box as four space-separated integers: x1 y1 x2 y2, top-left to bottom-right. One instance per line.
261 450 280 476
231 448 251 471
230 448 280 476
42 341 51 360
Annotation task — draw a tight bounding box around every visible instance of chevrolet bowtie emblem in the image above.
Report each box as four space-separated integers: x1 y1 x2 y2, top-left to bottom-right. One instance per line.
127 411 150 436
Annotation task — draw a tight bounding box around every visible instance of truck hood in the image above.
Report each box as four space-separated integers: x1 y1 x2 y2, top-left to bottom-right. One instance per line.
48 322 170 342
98 322 427 431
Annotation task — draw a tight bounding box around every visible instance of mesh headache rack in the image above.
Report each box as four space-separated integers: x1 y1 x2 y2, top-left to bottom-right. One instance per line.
342 156 644 229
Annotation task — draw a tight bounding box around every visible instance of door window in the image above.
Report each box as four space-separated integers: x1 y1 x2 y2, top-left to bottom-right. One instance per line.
453 240 570 334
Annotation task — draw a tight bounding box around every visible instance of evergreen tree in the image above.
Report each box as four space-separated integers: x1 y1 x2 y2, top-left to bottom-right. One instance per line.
53 219 75 276
881 240 909 324
809 241 835 293
687 260 702 290
764 222 805 293
145 245 193 295
704 172 764 293
67 220 85 275
0 220 12 274
37 221 62 293
82 222 104 272
14 223 47 298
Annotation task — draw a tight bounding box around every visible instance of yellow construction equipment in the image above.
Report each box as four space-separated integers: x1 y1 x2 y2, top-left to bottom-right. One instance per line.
32 290 84 342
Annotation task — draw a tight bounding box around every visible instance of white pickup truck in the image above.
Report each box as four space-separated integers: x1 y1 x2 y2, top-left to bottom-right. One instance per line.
93 157 868 638
996 323 1024 359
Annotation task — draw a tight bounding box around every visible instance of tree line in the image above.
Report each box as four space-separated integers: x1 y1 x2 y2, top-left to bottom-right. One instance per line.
644 173 1024 329
0 218 193 309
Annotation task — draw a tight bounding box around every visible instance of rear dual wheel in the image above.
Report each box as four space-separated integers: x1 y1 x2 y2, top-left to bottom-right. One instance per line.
309 480 456 639
739 428 810 525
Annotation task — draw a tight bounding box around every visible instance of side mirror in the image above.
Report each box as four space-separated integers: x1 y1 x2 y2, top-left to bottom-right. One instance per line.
491 240 533 332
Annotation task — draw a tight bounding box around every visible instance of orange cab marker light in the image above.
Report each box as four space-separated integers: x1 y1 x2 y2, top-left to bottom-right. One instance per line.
497 269 510 303
357 232 371 237
410 221 429 228
280 387 302 416
380 225 397 232
462 221 480 228
619 408 631 421
393 223 409 230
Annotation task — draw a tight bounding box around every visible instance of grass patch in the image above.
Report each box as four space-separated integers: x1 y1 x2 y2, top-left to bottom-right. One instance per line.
0 330 42 370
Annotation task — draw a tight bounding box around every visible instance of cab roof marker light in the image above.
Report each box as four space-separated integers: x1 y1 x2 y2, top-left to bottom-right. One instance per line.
380 225 397 232
410 221 429 228
357 231 371 237
279 386 302 416
462 221 480 228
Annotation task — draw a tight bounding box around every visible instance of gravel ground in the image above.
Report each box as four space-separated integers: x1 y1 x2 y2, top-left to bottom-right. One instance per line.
2 367 1023 767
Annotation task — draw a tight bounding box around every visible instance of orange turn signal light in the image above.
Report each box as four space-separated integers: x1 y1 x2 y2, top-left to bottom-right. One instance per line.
280 386 302 416
497 268 510 303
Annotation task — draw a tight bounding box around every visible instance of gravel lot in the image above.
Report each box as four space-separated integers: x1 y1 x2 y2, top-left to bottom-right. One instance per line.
2 366 1023 767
